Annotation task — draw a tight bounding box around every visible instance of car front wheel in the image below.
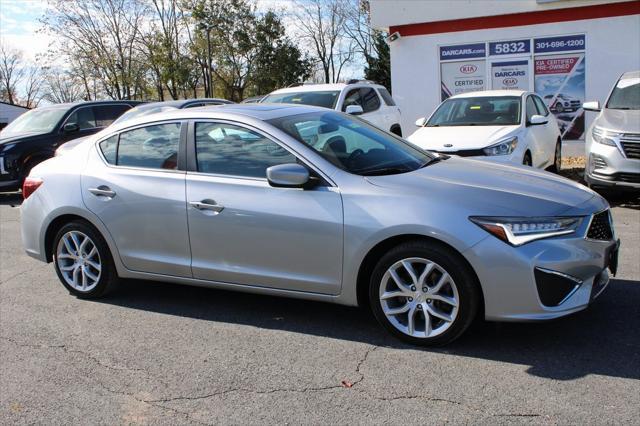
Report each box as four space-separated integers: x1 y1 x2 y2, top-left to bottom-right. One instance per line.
369 241 480 346
53 221 119 298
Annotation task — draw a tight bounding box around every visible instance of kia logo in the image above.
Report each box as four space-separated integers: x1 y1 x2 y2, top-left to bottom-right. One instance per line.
444 143 453 148
460 64 477 74
503 78 518 87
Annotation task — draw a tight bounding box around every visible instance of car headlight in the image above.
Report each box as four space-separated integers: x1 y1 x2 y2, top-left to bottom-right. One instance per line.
469 216 583 246
483 136 517 156
592 126 620 147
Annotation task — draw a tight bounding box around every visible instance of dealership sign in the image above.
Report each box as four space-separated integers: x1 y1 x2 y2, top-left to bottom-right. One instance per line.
491 60 529 91
440 43 486 60
441 60 486 100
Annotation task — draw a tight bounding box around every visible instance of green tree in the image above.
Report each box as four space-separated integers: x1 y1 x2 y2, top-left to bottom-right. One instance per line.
364 31 390 92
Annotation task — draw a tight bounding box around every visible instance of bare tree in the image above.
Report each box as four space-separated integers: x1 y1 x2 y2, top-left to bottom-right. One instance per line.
293 0 355 83
43 0 148 100
23 67 44 108
41 68 86 103
0 44 25 105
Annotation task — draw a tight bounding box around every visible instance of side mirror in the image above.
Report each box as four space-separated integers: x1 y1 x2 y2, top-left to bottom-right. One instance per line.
63 123 80 133
266 163 310 188
528 114 548 126
415 117 426 127
345 105 364 115
583 101 601 112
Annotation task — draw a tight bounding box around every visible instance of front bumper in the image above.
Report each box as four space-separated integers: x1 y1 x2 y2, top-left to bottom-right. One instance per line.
586 137 640 190
464 213 618 321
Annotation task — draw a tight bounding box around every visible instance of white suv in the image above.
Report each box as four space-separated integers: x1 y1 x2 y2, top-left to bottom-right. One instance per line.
261 81 403 136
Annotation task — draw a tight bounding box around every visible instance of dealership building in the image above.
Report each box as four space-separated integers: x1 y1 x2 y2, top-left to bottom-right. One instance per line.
370 0 640 143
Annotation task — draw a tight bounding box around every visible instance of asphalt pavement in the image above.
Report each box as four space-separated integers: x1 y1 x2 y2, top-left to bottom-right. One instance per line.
1 190 639 424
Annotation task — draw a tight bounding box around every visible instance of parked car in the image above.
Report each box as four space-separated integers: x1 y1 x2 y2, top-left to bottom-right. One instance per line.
583 71 640 191
0 100 142 192
261 80 403 136
21 104 618 346
408 90 562 170
544 93 581 113
55 98 234 156
241 95 265 104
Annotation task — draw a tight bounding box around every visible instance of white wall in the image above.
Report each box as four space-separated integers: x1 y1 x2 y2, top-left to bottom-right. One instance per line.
371 0 632 28
389 14 640 133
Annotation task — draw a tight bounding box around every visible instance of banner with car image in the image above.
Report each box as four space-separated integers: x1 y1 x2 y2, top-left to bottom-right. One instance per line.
534 53 586 140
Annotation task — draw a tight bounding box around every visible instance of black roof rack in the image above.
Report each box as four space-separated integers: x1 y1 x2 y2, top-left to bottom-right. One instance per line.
347 79 376 85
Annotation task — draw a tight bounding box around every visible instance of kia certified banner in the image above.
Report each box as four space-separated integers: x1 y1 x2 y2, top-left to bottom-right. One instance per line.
534 53 586 140
441 61 486 100
491 60 529 91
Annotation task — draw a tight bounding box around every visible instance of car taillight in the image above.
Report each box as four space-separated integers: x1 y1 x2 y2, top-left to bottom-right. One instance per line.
22 177 43 200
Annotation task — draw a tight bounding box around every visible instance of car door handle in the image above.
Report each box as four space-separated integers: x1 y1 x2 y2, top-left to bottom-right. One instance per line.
88 186 116 198
189 200 224 213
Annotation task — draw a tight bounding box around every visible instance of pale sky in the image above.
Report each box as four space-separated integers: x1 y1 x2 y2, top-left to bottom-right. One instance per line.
0 0 52 61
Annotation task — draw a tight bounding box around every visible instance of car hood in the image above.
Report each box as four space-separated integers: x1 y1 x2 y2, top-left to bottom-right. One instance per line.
366 157 601 217
597 108 640 133
406 125 518 151
0 132 48 145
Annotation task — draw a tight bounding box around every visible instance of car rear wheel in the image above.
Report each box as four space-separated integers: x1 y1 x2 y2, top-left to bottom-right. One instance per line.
551 140 562 173
369 240 480 346
53 221 119 298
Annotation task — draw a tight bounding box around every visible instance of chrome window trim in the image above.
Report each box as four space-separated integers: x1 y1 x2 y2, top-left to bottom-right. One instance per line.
94 119 185 174
190 118 337 188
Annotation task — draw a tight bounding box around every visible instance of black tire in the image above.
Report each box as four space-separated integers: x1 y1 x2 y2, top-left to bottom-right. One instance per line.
550 140 561 173
53 221 119 298
368 240 481 346
523 151 532 167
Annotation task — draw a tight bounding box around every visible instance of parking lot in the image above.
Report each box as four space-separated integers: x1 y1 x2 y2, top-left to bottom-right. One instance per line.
1 189 639 424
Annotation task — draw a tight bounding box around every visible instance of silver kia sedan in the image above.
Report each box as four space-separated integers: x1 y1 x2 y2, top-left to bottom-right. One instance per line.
20 104 619 345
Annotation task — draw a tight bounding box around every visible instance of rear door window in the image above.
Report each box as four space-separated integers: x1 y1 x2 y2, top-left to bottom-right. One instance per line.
93 104 132 127
116 123 181 170
99 135 118 165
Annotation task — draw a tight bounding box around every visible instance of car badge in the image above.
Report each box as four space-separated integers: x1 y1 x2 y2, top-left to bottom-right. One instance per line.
444 144 453 148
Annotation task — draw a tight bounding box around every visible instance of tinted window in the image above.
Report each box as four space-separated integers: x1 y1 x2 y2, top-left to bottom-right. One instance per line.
184 103 204 108
262 91 340 109
526 96 538 121
607 76 640 110
342 89 362 111
195 122 296 178
67 107 96 130
93 104 131 127
99 135 118 165
268 111 433 176
377 88 396 106
427 96 521 126
117 123 180 170
533 96 549 116
0 107 67 137
360 88 381 112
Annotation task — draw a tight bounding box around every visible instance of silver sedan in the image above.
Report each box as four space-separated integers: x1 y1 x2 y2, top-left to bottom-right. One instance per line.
20 104 619 345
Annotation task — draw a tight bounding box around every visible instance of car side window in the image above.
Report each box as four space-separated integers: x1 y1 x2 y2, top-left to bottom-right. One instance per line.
66 107 96 130
99 135 118 165
526 96 538 122
93 104 132 127
117 123 181 170
377 88 396 106
533 96 549 117
342 89 362 111
195 122 296 178
360 88 381 112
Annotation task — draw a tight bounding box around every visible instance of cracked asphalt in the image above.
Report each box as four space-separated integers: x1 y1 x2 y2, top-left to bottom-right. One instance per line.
1 191 639 424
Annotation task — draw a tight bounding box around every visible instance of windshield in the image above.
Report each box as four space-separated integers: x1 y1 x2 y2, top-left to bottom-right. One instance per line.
1 107 68 137
112 105 177 125
268 111 434 176
262 91 340 109
607 77 640 110
426 96 521 127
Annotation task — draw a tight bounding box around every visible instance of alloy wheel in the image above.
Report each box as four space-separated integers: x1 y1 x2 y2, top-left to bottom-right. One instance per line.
379 257 459 338
56 231 102 292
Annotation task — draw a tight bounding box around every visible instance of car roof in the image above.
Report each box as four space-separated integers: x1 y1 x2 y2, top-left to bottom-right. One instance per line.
267 82 384 95
106 103 328 133
36 100 143 111
450 90 527 99
134 98 232 110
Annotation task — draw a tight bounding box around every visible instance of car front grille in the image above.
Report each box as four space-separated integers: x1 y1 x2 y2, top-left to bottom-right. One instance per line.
435 149 485 157
587 210 613 241
620 133 640 159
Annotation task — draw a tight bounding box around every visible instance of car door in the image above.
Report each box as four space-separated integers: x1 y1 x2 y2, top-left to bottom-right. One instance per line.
185 120 344 295
524 95 548 168
81 120 192 277
533 94 559 164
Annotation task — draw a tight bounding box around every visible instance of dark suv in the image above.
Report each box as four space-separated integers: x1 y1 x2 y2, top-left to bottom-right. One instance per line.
0 100 142 192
